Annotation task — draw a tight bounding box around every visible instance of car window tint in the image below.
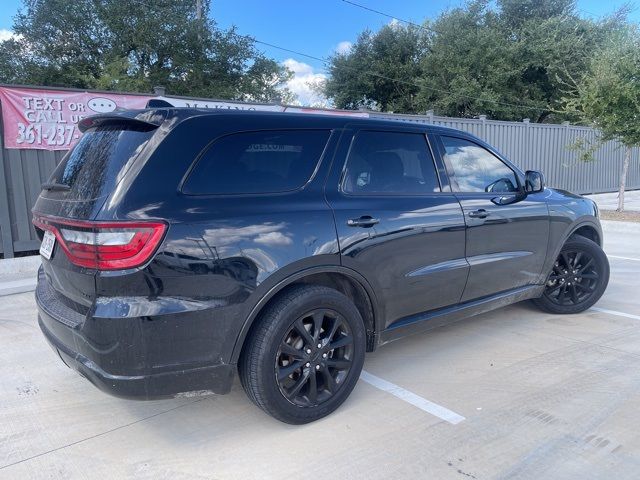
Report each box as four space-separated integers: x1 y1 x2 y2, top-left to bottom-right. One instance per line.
183 130 330 194
44 125 153 201
342 131 440 195
441 136 519 193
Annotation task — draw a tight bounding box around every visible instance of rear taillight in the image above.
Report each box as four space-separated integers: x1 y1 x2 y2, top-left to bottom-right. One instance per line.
33 215 166 270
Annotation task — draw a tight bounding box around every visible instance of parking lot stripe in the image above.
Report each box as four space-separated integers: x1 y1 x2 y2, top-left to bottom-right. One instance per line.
359 370 465 424
591 307 640 321
608 254 640 262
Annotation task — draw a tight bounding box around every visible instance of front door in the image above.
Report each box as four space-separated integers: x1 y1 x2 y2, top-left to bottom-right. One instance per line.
325 128 468 329
435 134 550 302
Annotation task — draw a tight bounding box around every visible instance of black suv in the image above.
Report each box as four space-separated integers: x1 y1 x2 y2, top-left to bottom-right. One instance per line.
33 109 609 424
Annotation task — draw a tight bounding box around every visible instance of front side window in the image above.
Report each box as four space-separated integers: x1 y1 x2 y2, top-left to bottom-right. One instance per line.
183 130 330 195
342 131 440 195
441 136 519 193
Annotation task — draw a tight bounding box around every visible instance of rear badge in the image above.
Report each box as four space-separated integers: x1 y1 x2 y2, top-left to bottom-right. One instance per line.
40 230 56 260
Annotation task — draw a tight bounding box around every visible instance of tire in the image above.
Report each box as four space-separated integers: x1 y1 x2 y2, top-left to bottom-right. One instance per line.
532 235 609 314
238 285 366 424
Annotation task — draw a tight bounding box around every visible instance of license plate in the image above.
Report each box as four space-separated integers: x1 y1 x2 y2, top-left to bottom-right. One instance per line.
39 230 56 260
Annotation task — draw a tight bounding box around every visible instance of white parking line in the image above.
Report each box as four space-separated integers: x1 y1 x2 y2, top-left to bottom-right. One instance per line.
591 307 640 321
359 370 465 424
608 254 640 262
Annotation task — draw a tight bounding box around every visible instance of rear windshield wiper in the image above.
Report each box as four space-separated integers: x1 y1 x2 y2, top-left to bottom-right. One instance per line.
41 182 71 191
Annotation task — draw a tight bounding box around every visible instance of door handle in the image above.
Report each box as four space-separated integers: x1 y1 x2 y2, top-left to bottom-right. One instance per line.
347 216 380 228
468 209 489 219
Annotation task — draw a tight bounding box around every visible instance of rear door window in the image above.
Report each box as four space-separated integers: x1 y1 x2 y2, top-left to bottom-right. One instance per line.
182 130 331 195
342 131 440 195
44 125 154 201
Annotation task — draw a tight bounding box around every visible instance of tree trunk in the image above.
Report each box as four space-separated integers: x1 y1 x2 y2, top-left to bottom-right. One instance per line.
617 146 631 212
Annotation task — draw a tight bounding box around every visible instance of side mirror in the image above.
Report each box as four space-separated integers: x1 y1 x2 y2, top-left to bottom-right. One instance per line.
525 170 545 193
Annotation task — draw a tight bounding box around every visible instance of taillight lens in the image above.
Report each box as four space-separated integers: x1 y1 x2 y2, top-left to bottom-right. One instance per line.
33 215 166 270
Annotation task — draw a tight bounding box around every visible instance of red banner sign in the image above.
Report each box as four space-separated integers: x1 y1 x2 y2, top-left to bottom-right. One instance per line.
0 87 152 150
0 86 370 150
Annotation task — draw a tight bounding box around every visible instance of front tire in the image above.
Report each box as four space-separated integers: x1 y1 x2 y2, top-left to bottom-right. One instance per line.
239 285 366 424
533 235 609 314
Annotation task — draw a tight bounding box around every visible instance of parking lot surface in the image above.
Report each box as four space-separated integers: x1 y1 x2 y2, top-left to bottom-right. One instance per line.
1 221 639 480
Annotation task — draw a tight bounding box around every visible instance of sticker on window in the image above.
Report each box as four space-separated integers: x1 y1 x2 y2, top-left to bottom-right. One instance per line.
246 144 303 153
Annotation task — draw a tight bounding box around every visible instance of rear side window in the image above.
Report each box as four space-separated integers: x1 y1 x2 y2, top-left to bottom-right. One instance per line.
45 125 153 201
342 131 440 195
183 130 330 195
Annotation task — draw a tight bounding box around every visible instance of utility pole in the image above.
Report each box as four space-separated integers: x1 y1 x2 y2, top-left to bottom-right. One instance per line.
196 0 202 20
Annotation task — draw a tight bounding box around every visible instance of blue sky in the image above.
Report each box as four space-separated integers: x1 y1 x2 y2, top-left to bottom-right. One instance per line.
0 0 637 105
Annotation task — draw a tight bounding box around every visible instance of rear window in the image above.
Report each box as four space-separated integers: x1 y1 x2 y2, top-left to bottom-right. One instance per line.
45 125 153 201
182 130 330 195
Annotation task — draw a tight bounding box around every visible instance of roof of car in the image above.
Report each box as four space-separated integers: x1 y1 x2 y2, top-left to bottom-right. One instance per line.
84 107 475 137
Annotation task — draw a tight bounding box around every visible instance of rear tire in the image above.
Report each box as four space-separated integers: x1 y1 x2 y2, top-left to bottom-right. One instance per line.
533 235 609 314
239 285 366 424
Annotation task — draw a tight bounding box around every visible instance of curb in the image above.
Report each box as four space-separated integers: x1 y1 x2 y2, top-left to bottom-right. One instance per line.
0 277 37 296
0 255 41 276
601 220 640 235
0 255 40 296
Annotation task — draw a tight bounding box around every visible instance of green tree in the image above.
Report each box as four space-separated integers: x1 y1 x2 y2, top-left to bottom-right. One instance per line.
324 0 626 122
417 1 516 119
564 27 640 211
418 0 619 121
324 23 429 112
0 0 290 101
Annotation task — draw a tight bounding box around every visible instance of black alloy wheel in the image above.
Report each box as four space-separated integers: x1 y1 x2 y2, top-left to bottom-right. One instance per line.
533 235 609 314
544 250 599 306
239 285 366 424
276 309 354 407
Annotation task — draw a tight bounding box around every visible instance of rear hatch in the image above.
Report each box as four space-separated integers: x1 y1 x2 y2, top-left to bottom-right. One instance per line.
33 114 163 309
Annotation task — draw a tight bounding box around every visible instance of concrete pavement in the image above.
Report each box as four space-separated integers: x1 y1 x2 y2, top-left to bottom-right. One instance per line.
0 222 639 479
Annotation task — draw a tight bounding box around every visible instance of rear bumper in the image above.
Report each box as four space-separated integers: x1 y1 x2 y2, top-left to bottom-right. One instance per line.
36 270 235 400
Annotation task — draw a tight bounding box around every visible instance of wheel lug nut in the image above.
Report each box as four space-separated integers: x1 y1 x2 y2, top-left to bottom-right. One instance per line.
317 343 322 348
322 353 327 358
305 362 310 367
315 364 320 370
306 348 311 354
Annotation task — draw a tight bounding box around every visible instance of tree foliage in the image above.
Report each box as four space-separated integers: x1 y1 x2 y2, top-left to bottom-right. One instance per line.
564 27 640 147
0 0 291 101
325 0 629 122
563 26 640 211
324 24 429 112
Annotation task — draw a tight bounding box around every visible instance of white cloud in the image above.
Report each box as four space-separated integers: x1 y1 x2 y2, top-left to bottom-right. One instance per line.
254 231 293 246
0 29 16 42
336 41 353 55
281 58 329 107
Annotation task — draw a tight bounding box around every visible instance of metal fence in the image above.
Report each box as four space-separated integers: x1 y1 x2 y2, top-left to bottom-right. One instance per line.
0 131 66 257
1 107 639 258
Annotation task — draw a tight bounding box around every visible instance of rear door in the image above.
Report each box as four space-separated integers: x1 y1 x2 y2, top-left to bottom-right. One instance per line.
434 134 549 302
325 127 468 330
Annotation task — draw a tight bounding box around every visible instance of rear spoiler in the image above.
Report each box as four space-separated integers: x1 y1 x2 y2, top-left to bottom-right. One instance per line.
78 111 168 132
